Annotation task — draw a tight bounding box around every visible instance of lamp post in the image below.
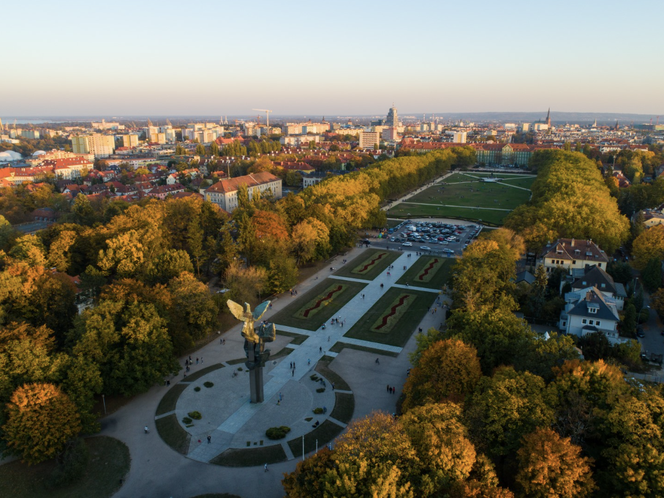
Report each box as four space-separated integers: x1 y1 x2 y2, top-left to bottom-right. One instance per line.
102 394 106 415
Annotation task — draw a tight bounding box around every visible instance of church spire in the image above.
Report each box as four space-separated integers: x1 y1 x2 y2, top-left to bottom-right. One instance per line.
545 108 551 127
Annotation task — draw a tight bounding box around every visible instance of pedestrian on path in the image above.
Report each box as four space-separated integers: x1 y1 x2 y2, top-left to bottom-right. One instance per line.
207 435 211 444
144 425 149 434
264 463 269 472
375 358 380 365
320 347 322 353
387 384 390 392
308 358 311 365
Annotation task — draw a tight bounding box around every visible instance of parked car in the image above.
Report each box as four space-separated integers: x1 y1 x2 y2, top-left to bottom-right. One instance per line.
402 241 413 247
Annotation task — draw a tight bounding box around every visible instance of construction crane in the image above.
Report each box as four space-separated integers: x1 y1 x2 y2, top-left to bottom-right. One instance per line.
657 116 661 126
252 109 273 128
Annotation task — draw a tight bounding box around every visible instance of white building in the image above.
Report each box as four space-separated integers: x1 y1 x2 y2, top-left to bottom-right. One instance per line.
559 287 623 344
204 172 282 213
540 238 609 274
71 134 116 157
359 131 379 149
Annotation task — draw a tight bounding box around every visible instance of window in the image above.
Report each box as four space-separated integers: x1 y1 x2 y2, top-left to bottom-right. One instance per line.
582 319 587 324
596 321 600 326
589 307 597 314
589 320 593 325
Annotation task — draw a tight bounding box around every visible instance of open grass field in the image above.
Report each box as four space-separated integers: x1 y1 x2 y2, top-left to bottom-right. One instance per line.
343 286 437 347
0 436 130 498
332 249 402 281
271 278 367 331
156 383 188 416
387 203 509 225
407 181 531 209
500 176 536 188
396 255 453 289
156 414 190 454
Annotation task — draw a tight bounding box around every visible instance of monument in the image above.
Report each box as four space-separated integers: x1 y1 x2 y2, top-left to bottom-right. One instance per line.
227 300 276 403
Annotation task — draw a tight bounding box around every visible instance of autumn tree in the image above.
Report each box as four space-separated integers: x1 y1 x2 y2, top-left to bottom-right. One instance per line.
4 383 82 464
223 261 267 306
516 428 595 498
631 224 664 271
401 339 482 411
282 448 336 497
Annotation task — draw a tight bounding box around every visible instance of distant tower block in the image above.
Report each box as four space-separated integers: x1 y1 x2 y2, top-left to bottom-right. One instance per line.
386 105 399 127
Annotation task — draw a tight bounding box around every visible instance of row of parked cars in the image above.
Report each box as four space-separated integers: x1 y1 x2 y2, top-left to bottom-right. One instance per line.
389 221 482 254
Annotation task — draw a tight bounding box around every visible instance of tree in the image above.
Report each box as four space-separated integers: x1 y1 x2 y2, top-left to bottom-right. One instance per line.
282 448 336 497
47 230 77 272
145 249 194 285
642 257 662 292
324 412 418 497
632 225 664 271
400 403 477 492
621 303 637 337
223 261 267 306
652 288 664 319
516 428 595 498
195 143 205 156
402 339 482 411
515 333 580 382
465 367 554 461
4 383 82 464
265 256 298 295
209 141 220 156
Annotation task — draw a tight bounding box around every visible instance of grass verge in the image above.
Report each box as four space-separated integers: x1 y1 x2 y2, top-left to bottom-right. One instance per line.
271 278 367 331
156 414 190 454
0 436 129 498
396 256 453 289
288 420 345 458
330 392 355 424
332 249 401 281
277 330 309 345
226 358 247 365
344 287 437 347
180 363 225 383
315 360 351 391
330 342 400 357
156 384 187 416
210 445 287 467
388 203 509 225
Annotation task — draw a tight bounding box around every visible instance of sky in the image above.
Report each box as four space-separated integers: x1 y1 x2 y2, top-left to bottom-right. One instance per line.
2 0 663 117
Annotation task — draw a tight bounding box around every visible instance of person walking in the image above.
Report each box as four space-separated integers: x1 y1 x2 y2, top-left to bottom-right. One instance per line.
264 463 269 472
144 425 149 434
207 435 211 444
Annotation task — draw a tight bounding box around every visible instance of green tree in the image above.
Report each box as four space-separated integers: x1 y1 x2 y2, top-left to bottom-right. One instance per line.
642 257 663 292
465 367 554 461
145 249 194 285
282 448 336 497
4 383 82 464
209 141 220 156
632 225 664 271
195 143 205 156
621 303 637 337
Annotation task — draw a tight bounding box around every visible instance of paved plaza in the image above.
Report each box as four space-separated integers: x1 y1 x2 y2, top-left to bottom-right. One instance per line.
100 246 450 498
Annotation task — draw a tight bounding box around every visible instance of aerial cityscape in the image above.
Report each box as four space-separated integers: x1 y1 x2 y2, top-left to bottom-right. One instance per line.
1 1 664 498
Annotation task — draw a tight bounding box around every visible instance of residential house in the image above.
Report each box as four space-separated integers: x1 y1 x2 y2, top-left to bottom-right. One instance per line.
570 266 626 311
541 238 609 274
204 172 282 213
559 287 622 344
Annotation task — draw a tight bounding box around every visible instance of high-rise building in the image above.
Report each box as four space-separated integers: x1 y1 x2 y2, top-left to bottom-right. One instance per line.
359 131 380 149
386 105 399 127
71 134 115 157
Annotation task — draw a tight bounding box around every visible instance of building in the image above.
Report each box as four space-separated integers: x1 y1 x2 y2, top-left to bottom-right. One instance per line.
118 134 140 148
204 172 282 213
559 287 621 343
359 131 380 149
71 134 116 157
386 106 399 127
570 265 626 311
453 132 467 143
381 127 399 141
541 238 609 274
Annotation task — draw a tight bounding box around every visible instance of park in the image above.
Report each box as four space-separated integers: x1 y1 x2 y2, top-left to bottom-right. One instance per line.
387 171 536 225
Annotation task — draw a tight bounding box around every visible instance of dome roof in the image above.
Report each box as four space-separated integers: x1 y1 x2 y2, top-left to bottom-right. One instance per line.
33 150 46 156
0 150 22 162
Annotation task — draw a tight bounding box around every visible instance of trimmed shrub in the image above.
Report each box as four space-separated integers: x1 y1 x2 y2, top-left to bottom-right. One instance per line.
266 426 291 440
313 407 324 414
182 417 192 424
316 388 325 393
204 381 214 388
194 387 201 392
188 411 202 420
310 374 320 381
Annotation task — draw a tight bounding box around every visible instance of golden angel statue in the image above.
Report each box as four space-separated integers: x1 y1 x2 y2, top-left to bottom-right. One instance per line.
227 300 276 371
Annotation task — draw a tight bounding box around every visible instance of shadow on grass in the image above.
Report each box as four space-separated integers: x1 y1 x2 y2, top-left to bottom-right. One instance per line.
330 392 354 424
330 342 400 357
277 330 309 345
210 445 287 467
287 420 345 458
156 384 187 416
156 414 190 455
0 436 129 498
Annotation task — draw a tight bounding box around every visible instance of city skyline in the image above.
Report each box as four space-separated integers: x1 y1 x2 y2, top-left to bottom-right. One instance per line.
2 0 663 116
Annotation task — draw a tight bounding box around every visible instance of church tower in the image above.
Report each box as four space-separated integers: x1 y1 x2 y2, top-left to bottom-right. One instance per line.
545 108 551 128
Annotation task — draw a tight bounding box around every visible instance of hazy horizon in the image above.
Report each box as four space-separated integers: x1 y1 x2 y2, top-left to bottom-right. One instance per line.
3 0 663 116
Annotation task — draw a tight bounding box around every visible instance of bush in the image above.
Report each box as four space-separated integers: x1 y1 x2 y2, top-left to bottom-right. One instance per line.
182 417 192 424
188 411 202 420
194 387 201 392
238 367 243 371
313 408 324 414
316 388 325 393
47 438 89 488
638 308 650 324
310 374 320 381
305 417 313 422
204 381 214 388
266 426 291 440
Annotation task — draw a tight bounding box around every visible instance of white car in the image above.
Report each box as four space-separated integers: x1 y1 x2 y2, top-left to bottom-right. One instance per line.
402 241 413 247
420 246 431 251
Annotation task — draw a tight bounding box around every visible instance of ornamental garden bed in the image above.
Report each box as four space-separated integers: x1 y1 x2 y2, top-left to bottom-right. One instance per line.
332 249 401 281
271 279 367 331
396 256 453 289
343 287 437 347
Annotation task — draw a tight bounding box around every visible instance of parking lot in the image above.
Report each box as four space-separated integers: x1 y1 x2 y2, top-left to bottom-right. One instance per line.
380 220 482 257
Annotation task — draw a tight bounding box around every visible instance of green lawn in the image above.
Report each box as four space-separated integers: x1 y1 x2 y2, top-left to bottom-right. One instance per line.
408 181 531 209
156 383 187 416
387 203 508 225
332 249 401 281
330 342 399 357
396 256 453 289
500 176 536 188
156 413 190 454
277 330 309 345
330 392 355 424
180 363 225 383
271 278 367 331
211 445 287 467
315 360 351 391
287 420 346 458
343 287 437 347
0 436 130 498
